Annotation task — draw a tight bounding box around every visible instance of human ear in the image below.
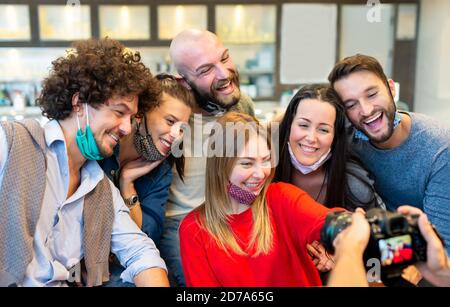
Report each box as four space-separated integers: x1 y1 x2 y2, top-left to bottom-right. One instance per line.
175 75 192 90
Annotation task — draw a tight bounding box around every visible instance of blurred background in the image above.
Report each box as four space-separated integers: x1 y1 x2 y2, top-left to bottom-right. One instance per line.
0 0 448 123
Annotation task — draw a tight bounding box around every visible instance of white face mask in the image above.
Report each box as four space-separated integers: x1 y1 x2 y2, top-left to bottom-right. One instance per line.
287 142 332 175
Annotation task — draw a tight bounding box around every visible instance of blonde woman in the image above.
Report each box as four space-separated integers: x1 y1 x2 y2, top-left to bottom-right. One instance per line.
179 112 343 286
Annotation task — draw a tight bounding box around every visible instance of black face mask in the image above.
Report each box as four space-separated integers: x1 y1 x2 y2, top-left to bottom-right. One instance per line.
188 84 226 116
133 117 166 162
186 71 241 116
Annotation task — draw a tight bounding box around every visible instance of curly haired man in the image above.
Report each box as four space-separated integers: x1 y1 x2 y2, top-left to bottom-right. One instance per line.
0 38 168 287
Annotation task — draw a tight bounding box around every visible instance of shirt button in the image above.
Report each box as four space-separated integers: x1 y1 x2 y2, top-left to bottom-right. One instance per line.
111 170 115 176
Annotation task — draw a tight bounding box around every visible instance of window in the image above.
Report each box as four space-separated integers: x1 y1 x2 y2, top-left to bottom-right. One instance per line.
38 5 91 41
158 5 207 40
0 5 31 41
99 5 150 40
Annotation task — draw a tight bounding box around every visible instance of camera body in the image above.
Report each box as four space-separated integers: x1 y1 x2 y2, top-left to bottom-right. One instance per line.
321 208 428 281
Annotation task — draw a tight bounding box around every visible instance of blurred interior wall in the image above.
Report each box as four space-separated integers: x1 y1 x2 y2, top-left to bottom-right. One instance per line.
415 0 450 121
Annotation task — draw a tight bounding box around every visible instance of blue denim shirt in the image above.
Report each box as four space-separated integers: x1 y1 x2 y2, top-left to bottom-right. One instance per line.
99 146 173 244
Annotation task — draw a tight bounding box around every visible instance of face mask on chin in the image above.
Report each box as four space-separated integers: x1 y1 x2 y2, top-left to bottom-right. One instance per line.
287 142 332 175
133 117 167 162
227 181 258 206
75 103 104 161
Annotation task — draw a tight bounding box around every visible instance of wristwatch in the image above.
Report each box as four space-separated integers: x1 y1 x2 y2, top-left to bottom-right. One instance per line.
124 194 139 209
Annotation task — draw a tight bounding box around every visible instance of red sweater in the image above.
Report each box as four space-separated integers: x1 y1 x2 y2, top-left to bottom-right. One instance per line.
180 182 342 287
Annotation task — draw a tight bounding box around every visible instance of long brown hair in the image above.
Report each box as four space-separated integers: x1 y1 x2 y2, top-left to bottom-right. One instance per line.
196 112 274 256
274 84 348 208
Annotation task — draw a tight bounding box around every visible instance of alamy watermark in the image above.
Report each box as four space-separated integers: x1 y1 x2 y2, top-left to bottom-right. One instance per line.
67 263 82 284
367 0 382 23
366 258 382 282
67 0 81 7
168 114 280 167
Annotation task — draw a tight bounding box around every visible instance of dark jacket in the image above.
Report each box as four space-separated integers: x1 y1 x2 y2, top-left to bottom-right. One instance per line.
99 146 172 244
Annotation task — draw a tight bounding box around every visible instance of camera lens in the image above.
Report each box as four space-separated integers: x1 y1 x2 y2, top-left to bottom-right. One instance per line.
320 211 352 253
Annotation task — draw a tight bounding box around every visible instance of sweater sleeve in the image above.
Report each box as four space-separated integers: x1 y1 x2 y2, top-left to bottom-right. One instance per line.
267 183 344 247
0 127 7 184
346 160 386 210
423 147 450 254
179 213 221 287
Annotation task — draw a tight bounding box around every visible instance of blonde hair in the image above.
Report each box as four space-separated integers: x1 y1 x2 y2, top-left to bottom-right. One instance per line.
196 112 274 256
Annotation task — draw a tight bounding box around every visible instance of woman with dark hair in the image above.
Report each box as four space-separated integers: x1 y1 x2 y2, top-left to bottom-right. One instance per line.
100 74 194 286
274 84 384 272
101 73 194 240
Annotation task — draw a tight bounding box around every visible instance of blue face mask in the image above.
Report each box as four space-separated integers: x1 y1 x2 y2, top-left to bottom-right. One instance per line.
76 103 104 160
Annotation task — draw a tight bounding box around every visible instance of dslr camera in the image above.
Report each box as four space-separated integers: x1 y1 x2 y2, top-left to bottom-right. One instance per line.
320 208 439 282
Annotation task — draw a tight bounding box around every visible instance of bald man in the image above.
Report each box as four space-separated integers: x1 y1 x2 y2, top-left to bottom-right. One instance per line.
169 29 253 115
159 29 254 286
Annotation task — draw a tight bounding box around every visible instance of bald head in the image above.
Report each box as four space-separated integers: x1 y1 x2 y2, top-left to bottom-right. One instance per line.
169 29 241 110
170 30 222 76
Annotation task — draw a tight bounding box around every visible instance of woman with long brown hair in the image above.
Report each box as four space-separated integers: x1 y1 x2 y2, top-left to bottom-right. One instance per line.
274 84 384 211
100 74 194 287
274 84 384 275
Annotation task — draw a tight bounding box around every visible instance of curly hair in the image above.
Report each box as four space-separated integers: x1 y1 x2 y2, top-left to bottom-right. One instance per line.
37 38 161 120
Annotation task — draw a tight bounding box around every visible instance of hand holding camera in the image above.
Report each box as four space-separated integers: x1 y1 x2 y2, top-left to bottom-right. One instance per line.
325 206 450 286
331 208 370 259
397 206 450 286
326 208 370 286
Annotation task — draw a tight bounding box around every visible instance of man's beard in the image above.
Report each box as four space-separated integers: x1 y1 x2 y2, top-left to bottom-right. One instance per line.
356 97 397 143
188 70 241 111
93 130 123 159
95 139 113 158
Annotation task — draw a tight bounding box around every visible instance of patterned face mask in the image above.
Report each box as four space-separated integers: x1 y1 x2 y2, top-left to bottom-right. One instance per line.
133 117 166 162
227 181 257 205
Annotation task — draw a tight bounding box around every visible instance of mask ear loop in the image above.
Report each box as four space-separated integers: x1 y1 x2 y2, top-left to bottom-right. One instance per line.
135 116 144 136
76 104 85 134
136 115 151 139
142 115 151 136
85 103 90 127
76 112 82 131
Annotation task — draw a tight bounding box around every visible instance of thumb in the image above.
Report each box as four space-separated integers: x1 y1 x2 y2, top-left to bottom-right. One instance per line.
418 214 435 243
